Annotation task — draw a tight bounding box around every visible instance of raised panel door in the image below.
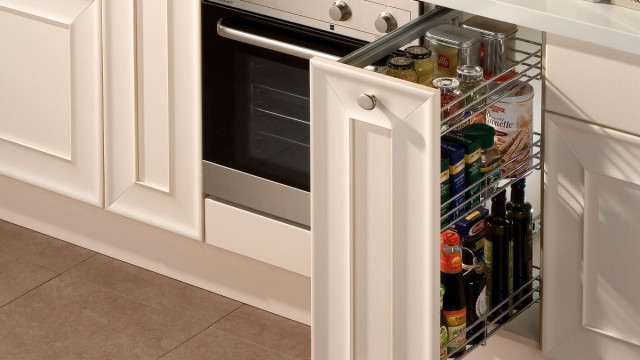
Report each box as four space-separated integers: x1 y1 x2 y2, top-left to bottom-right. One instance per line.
0 0 103 206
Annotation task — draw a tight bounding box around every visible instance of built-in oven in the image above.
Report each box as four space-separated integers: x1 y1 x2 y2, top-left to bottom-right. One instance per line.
202 0 422 227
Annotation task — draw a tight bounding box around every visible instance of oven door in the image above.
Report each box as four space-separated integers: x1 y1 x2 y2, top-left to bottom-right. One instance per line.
202 2 366 226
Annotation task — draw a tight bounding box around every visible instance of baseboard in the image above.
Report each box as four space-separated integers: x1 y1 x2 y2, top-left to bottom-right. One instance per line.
0 174 311 325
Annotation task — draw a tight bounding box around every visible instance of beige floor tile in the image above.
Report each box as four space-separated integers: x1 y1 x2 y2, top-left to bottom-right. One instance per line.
0 275 207 360
160 327 295 360
64 254 243 326
0 252 57 306
212 305 311 360
0 219 95 272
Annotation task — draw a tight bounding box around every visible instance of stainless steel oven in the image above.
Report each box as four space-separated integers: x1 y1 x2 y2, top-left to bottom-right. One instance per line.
202 0 422 226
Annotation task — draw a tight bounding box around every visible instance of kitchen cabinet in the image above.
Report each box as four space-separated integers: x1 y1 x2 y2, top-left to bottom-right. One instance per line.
0 0 201 239
311 5 640 360
103 0 202 240
0 0 103 206
543 111 640 360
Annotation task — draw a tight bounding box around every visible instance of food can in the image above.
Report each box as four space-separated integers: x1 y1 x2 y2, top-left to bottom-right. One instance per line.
426 24 482 79
461 16 518 80
485 81 534 177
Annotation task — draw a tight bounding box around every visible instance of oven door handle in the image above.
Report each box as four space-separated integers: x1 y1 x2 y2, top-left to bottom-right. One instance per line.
217 20 341 61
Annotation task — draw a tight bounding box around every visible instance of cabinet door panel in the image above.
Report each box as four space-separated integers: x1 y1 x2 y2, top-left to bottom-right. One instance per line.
543 112 640 359
0 0 102 206
311 57 440 360
103 0 202 240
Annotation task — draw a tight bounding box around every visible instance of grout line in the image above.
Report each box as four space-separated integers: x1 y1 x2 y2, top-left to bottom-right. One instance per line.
155 323 213 360
60 253 99 274
209 303 245 326
0 272 64 311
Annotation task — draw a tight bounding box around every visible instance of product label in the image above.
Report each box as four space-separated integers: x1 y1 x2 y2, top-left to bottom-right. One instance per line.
449 161 465 176
440 170 449 183
465 149 481 164
443 308 467 354
441 250 462 274
438 54 450 69
485 240 493 309
486 97 534 177
476 286 488 319
480 43 486 61
440 325 448 360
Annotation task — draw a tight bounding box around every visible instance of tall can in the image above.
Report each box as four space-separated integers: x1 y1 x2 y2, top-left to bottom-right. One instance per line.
485 81 534 177
426 24 482 79
461 16 518 80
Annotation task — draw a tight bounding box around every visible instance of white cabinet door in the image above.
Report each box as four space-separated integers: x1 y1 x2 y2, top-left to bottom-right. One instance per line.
0 0 103 206
543 112 640 360
311 57 440 360
103 0 202 240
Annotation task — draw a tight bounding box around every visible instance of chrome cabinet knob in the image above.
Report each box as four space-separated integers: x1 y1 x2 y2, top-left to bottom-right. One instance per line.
375 12 397 33
357 94 377 111
329 1 351 22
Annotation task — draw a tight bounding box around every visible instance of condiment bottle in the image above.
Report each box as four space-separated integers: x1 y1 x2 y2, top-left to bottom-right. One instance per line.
506 178 533 310
457 65 487 125
484 190 513 324
440 230 467 357
440 284 448 360
404 46 434 87
462 124 500 198
433 77 465 130
382 56 418 83
462 246 487 345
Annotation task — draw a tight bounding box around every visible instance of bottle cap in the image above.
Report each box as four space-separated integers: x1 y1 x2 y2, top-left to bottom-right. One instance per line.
510 178 526 203
457 65 483 82
432 77 460 93
440 230 460 246
491 189 507 216
405 45 432 59
462 123 495 149
387 56 414 70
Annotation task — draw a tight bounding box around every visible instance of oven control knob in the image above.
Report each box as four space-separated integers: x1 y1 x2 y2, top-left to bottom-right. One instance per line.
329 1 351 22
375 12 397 33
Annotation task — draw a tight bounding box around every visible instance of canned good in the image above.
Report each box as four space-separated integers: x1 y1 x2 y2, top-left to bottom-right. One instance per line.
462 16 518 80
426 24 482 79
485 81 534 177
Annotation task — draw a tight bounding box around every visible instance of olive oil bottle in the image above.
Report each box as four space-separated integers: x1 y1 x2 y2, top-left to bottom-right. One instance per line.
484 190 513 324
507 178 533 310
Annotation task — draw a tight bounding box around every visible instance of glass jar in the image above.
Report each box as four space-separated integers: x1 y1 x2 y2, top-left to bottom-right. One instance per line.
383 56 418 83
404 46 434 87
433 77 465 130
457 65 487 125
462 124 500 198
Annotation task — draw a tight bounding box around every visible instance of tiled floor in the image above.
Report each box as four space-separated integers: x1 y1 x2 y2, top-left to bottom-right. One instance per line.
0 219 311 359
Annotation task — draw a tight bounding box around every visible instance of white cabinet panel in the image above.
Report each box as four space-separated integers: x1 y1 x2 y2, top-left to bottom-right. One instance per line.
311 57 440 360
545 33 640 136
103 0 202 240
543 112 640 360
0 0 103 206
205 198 311 277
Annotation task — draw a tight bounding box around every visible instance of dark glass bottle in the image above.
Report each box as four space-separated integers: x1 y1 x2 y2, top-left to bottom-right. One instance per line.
440 231 466 357
484 190 513 324
462 247 487 344
440 284 448 360
507 178 533 310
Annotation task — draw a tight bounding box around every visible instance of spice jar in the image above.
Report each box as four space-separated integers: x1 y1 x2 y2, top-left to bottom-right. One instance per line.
404 46 434 87
462 124 500 199
457 65 487 125
433 77 465 130
383 56 418 83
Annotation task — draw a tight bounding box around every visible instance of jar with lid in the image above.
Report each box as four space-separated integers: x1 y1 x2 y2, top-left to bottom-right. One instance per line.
462 124 500 198
457 65 487 125
433 77 465 130
426 24 482 79
382 56 418 83
404 46 434 86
